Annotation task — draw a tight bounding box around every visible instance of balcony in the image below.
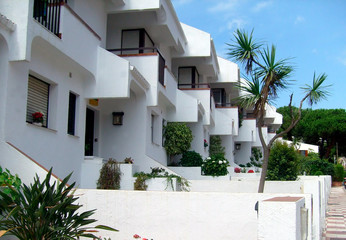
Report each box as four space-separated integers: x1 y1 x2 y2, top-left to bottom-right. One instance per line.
178 83 210 89
210 106 238 136
108 47 165 87
33 0 67 37
235 118 256 142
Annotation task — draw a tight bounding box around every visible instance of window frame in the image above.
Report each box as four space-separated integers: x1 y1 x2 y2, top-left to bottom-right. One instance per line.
26 75 50 127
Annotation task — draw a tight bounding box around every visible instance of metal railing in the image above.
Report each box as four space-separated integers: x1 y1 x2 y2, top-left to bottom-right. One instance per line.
33 0 67 37
178 83 210 89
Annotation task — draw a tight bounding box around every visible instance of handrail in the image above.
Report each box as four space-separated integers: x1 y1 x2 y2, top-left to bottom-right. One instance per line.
178 83 210 89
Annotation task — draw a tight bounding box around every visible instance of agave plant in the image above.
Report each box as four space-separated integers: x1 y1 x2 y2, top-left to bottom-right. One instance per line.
0 169 118 239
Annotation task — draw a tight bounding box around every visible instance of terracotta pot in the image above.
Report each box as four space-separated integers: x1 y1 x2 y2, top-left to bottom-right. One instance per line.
332 181 342 187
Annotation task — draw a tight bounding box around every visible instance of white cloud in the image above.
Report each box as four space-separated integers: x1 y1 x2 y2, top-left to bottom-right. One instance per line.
227 18 246 30
294 16 305 24
338 57 346 66
208 0 239 13
251 1 272 12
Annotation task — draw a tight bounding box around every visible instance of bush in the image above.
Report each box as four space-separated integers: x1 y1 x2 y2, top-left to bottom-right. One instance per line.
97 159 122 190
0 167 21 200
299 153 334 176
163 122 193 162
334 164 345 182
209 136 225 157
314 170 323 176
202 154 229 177
248 170 254 173
234 167 241 173
179 151 203 167
0 169 117 239
267 141 299 181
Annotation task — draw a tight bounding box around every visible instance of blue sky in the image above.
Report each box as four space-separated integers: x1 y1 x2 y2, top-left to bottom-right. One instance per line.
171 0 346 109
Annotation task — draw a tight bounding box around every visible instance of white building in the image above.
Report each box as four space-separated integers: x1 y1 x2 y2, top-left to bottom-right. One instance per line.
0 0 282 185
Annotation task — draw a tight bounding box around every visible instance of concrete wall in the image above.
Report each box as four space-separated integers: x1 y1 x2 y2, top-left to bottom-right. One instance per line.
76 189 310 240
0 35 8 139
4 37 89 184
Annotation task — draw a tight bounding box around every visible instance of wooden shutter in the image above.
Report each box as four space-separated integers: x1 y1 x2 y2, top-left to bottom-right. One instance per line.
26 75 49 127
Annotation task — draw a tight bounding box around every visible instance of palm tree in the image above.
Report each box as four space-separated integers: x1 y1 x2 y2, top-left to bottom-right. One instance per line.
228 29 330 193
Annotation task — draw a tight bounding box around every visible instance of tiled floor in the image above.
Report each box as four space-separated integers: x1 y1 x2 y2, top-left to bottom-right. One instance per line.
322 186 346 240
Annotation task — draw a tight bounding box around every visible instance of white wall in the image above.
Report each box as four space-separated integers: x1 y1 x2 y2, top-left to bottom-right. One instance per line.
0 35 8 139
221 135 235 163
76 189 310 240
98 91 147 164
69 0 107 47
4 38 88 184
187 116 208 159
0 0 29 61
234 142 252 165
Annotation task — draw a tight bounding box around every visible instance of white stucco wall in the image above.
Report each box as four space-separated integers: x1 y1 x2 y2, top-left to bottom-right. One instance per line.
76 189 310 240
0 35 8 139
234 141 252 165
4 37 88 184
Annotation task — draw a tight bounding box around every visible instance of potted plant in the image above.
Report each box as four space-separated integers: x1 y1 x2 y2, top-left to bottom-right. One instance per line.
32 111 44 126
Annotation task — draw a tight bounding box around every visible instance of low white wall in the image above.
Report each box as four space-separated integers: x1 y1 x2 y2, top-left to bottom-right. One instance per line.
189 179 302 193
0 141 59 185
169 166 232 180
258 197 307 240
81 159 134 190
75 189 310 240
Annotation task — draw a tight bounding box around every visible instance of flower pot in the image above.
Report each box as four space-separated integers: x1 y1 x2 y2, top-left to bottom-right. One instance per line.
33 122 43 127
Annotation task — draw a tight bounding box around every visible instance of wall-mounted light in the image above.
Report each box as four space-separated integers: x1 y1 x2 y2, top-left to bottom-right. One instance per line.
112 112 124 125
235 143 241 150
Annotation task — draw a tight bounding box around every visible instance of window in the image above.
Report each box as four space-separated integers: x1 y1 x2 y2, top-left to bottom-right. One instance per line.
121 29 154 54
67 92 77 135
26 75 49 127
178 66 199 88
212 88 226 106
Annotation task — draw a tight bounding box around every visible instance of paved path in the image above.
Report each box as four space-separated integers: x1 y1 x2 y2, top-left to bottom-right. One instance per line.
323 186 346 240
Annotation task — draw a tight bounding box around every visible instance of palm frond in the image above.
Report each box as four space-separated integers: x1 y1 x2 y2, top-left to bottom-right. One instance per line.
233 75 263 108
301 72 331 105
226 29 262 74
257 45 294 98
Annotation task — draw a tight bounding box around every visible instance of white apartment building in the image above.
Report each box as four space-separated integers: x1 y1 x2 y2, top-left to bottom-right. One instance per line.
0 0 282 185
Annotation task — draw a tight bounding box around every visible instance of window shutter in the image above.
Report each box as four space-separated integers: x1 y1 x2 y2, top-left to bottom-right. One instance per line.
26 75 49 127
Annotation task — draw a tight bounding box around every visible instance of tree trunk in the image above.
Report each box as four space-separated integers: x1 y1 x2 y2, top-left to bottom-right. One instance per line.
258 147 270 193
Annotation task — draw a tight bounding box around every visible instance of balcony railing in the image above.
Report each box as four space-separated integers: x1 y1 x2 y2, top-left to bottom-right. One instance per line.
178 83 210 89
215 102 236 108
108 47 165 86
33 0 67 37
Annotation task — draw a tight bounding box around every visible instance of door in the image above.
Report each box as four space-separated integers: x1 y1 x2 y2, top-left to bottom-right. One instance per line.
85 108 94 156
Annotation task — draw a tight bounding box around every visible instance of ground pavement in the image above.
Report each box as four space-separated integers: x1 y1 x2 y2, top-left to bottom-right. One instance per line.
322 186 346 240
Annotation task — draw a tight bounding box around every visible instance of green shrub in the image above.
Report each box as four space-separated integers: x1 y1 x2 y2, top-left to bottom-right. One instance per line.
299 153 334 176
179 151 203 166
267 141 299 181
334 164 345 182
97 159 122 190
163 122 193 162
133 168 190 192
250 147 263 167
314 170 324 176
209 136 225 157
202 154 229 177
0 167 21 201
0 169 117 239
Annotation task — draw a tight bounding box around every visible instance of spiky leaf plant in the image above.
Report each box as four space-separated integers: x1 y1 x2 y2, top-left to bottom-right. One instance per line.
0 169 118 239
